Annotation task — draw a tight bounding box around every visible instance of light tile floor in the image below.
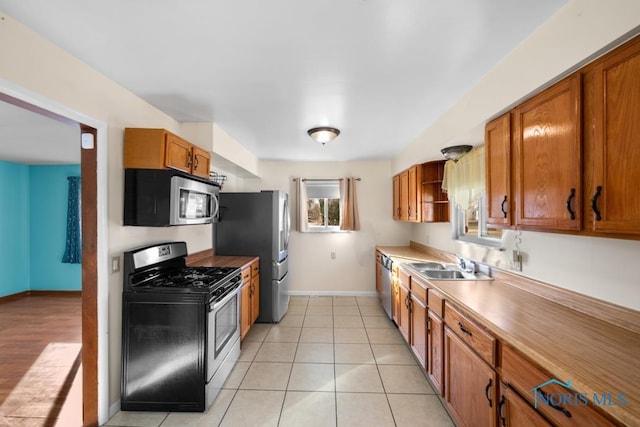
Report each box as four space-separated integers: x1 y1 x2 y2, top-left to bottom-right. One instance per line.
105 296 455 427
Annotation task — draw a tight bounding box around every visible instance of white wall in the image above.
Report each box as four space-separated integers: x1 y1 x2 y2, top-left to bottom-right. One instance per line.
242 160 413 294
398 0 640 310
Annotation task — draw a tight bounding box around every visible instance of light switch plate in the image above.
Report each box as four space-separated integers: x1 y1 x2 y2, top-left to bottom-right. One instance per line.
111 256 120 273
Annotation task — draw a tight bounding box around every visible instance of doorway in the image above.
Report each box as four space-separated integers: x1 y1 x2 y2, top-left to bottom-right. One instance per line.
0 92 99 426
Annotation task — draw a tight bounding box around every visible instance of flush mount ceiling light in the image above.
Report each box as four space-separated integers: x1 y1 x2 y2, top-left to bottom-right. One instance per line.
441 144 473 162
307 127 340 145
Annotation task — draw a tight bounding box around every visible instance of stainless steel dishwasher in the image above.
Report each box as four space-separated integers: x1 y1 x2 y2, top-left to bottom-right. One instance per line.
380 254 393 319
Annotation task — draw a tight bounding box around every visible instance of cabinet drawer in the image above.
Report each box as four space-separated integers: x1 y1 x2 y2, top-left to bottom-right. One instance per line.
428 289 444 319
241 267 251 284
501 345 615 427
251 260 259 276
410 274 428 305
444 302 495 366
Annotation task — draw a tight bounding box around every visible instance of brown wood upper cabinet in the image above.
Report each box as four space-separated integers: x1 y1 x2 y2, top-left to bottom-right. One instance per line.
485 113 512 226
124 128 211 179
583 36 640 236
393 161 448 223
485 75 582 232
513 75 582 231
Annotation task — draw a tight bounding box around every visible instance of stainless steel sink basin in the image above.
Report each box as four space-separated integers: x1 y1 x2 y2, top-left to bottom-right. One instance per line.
404 261 493 281
406 262 448 271
422 270 466 279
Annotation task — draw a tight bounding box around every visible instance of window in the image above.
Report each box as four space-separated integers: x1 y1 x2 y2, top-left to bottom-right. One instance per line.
305 180 341 231
452 195 502 245
443 146 503 247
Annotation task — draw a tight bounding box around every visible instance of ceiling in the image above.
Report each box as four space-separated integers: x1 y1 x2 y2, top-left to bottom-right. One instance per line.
0 0 567 163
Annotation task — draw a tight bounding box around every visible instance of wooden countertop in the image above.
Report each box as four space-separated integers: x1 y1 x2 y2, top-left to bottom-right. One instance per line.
377 244 640 426
186 249 258 269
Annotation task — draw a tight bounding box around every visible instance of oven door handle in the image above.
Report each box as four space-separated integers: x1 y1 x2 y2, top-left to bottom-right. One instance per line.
210 285 241 312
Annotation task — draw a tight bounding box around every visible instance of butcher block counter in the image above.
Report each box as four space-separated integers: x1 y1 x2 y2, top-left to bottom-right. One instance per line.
376 243 640 426
186 249 257 270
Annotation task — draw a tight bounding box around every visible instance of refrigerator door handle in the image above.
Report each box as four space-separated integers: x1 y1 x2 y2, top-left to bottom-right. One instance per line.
283 197 290 250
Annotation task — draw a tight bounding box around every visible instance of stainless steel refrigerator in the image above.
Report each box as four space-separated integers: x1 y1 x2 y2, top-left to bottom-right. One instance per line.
214 190 290 322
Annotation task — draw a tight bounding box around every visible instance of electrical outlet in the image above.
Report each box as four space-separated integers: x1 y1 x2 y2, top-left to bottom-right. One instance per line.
330 252 336 260
111 256 120 273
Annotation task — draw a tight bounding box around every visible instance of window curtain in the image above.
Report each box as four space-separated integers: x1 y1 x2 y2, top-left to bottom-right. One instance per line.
295 177 309 232
442 146 485 209
339 177 360 231
62 176 82 264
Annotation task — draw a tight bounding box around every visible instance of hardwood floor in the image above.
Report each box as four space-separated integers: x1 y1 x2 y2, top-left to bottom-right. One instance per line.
0 292 82 425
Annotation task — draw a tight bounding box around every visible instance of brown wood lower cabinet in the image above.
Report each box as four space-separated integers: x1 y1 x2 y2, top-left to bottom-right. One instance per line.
240 277 252 339
398 278 411 343
444 326 497 427
240 259 260 340
501 345 615 427
427 309 444 395
410 292 427 369
498 383 551 427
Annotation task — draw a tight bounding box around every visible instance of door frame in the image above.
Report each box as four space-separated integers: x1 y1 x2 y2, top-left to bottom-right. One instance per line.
0 84 109 426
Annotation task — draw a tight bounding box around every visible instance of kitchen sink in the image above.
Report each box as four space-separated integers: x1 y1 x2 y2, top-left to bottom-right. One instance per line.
421 270 466 279
405 261 493 281
405 262 449 271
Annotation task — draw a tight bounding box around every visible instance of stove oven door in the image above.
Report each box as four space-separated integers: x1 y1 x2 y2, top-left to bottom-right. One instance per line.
207 288 240 382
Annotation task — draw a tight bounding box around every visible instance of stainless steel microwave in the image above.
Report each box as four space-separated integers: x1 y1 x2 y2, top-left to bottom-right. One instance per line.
124 169 220 226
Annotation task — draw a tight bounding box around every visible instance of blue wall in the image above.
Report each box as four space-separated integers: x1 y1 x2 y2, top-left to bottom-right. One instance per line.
0 160 30 296
29 165 82 291
0 161 81 297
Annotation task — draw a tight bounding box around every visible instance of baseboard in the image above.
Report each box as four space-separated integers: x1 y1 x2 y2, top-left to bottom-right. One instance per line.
288 290 378 297
0 290 82 303
108 400 121 420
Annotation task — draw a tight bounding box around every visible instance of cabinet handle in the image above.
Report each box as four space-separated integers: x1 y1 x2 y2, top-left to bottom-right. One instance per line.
538 389 572 418
498 395 506 427
501 195 508 218
485 378 493 407
591 185 602 221
194 155 199 170
566 188 576 220
397 207 401 217
426 317 431 332
408 206 411 217
458 322 472 337
187 152 193 168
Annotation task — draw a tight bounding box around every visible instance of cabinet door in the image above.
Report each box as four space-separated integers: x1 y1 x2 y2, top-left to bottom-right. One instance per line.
485 113 512 226
398 281 410 343
392 279 400 325
251 274 260 324
240 282 251 339
427 310 444 395
444 327 497 427
589 38 640 235
498 384 551 427
408 165 422 222
513 75 581 231
400 171 409 221
393 174 401 220
192 146 210 178
410 293 427 369
165 133 193 173
375 260 382 297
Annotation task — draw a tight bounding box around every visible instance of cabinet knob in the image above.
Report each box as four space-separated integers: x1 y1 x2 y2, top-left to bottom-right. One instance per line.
566 188 576 220
501 195 508 218
498 395 506 427
591 185 602 221
485 378 493 408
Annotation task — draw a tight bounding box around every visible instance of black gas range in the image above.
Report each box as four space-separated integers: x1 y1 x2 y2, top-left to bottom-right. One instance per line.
121 242 243 412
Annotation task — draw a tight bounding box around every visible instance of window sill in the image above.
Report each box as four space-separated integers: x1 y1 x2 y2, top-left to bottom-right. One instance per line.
454 234 504 250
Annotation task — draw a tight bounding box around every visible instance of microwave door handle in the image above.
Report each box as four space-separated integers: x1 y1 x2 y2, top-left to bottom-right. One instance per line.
212 194 220 220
